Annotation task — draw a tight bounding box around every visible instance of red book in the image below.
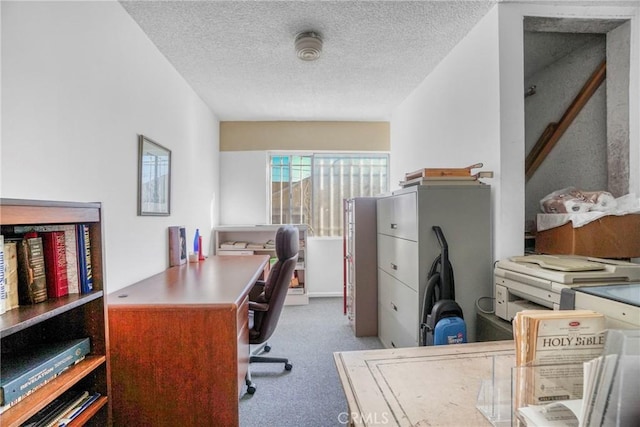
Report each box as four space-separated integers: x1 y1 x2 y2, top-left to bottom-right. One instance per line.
41 231 69 298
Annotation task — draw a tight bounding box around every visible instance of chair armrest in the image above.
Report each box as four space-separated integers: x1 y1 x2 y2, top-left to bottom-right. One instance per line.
249 280 267 301
249 301 269 312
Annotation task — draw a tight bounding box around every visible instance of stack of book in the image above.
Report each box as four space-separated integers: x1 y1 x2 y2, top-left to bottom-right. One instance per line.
399 163 493 187
0 224 95 312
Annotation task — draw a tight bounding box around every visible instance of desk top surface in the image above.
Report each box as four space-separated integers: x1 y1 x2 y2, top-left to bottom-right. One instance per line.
334 340 515 427
108 255 269 307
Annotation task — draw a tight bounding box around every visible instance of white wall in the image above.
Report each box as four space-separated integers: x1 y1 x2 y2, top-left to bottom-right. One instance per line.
391 7 503 257
1 1 220 293
306 237 343 297
219 151 268 225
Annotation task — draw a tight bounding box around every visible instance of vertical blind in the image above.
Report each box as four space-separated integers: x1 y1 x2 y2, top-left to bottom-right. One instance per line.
270 153 389 236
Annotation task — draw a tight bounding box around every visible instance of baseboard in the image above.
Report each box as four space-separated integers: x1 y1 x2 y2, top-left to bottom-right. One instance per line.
308 292 342 298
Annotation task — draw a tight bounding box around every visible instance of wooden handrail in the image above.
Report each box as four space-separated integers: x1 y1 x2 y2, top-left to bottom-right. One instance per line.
525 60 606 181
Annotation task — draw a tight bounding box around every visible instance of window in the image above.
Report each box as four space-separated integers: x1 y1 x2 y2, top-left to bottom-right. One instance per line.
270 153 389 236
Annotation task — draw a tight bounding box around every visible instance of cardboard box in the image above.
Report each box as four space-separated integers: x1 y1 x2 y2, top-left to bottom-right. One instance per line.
535 214 640 259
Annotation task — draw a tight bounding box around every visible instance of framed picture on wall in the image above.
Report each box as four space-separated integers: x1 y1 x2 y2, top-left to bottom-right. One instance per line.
138 134 171 216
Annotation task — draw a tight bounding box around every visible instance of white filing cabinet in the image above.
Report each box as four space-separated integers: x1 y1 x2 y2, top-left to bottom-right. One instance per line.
376 185 492 348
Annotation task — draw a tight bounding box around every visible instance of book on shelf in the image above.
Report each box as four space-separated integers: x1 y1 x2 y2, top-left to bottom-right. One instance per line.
168 226 187 267
0 235 6 314
219 241 237 250
513 309 605 421
58 391 101 426
17 233 48 305
75 224 93 294
3 240 19 311
20 389 88 427
0 337 91 407
20 388 101 427
41 231 69 298
13 225 81 294
247 242 266 250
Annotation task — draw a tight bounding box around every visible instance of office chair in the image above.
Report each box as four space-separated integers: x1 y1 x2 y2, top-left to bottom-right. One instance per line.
245 225 299 395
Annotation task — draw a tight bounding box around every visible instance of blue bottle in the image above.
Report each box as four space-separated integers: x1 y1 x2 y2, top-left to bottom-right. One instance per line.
193 229 200 254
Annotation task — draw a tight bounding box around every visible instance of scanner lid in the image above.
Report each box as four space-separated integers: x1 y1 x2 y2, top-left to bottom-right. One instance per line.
509 255 605 271
496 255 640 284
575 283 640 308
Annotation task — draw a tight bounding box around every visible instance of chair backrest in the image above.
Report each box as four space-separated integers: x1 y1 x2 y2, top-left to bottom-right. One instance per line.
251 225 299 344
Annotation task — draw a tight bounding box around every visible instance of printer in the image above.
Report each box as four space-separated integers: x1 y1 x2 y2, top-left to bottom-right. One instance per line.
560 283 640 329
494 254 640 326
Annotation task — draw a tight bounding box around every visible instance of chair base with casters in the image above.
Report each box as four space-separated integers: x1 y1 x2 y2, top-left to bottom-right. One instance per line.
245 342 292 395
244 225 300 395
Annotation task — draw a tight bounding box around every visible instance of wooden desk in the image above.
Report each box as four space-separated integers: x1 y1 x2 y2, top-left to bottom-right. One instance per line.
108 255 269 426
334 340 515 426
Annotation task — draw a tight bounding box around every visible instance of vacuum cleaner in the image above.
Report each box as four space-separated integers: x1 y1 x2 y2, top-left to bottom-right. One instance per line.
420 226 467 346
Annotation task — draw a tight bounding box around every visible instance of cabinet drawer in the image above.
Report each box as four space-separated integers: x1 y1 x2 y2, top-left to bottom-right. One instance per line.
378 302 417 348
377 192 417 241
378 269 419 347
377 234 419 291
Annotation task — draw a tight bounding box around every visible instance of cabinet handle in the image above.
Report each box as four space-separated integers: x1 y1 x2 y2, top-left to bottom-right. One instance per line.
390 263 397 270
391 302 398 311
390 223 398 229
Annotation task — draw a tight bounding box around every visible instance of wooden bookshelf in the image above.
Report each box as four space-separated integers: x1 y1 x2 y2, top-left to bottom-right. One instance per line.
0 199 111 426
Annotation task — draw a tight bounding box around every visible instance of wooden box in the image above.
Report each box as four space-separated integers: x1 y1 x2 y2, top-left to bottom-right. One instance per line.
535 214 640 259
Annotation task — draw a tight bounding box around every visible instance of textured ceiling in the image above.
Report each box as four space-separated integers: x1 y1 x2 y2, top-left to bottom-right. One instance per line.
119 0 496 121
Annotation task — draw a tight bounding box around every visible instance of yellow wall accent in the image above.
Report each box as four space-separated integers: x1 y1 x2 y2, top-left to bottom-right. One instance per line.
220 121 389 151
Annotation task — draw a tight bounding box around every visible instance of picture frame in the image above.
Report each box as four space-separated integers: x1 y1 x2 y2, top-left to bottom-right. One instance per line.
138 134 171 216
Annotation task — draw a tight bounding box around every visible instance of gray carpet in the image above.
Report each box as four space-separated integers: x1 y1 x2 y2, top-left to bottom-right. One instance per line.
240 297 383 427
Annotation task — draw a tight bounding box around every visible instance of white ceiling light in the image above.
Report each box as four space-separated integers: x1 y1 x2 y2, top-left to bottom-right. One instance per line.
295 31 323 61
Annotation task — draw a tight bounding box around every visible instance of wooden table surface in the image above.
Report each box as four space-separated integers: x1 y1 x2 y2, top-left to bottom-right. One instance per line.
334 340 515 426
109 255 269 306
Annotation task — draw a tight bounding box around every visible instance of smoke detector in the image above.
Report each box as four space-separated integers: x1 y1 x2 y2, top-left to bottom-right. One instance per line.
295 31 323 61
